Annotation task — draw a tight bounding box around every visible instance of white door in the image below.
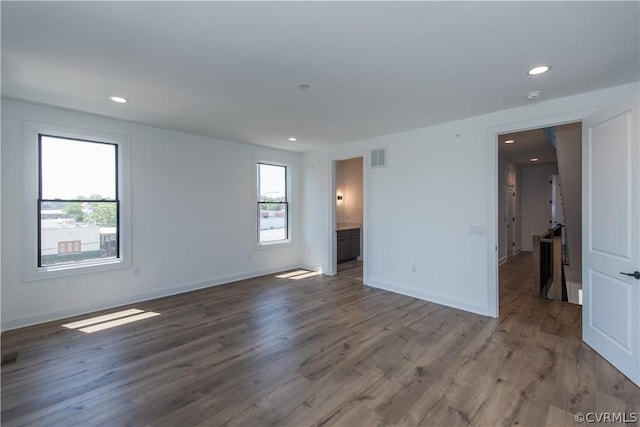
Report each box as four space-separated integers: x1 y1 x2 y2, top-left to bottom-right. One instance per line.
583 93 640 386
506 187 515 258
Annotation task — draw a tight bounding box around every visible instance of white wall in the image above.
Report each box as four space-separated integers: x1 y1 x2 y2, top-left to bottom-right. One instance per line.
1 99 303 330
3 84 636 328
301 153 331 274
302 83 637 317
336 157 363 225
555 123 582 282
520 163 559 251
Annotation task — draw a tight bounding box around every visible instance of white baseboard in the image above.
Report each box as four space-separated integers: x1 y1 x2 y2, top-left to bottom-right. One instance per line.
1 263 301 331
365 277 489 317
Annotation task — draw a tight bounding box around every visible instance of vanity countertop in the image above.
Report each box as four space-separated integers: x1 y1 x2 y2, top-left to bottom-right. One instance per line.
337 223 361 231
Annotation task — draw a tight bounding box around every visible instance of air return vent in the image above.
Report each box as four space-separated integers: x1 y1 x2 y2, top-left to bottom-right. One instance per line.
370 148 387 168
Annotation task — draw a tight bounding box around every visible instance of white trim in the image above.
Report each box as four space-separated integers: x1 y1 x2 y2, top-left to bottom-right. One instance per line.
486 127 499 317
329 159 337 276
329 151 368 280
21 121 132 282
366 277 489 317
2 263 302 331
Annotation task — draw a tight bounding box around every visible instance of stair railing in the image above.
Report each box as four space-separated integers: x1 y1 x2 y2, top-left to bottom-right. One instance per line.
532 225 565 301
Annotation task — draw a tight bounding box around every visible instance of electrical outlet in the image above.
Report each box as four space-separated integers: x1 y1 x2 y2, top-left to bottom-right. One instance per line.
134 267 140 275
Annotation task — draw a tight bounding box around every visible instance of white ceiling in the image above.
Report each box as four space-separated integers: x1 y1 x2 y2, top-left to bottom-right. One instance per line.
498 123 580 167
2 2 638 152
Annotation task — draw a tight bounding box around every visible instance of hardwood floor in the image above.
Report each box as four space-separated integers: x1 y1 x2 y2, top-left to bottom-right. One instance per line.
2 253 638 426
337 260 363 282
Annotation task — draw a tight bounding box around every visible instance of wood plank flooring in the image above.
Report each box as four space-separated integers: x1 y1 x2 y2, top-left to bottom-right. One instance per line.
2 252 638 426
337 260 363 282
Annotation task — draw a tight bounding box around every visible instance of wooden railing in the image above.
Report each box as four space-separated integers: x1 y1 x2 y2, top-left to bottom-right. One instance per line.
532 225 566 301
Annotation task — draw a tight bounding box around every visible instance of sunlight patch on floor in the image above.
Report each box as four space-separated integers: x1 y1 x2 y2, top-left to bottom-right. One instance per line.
63 308 160 333
290 271 321 280
275 270 311 279
275 270 322 280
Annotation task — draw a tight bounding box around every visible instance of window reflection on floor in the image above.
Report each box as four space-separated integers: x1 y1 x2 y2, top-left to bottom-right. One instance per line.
62 308 160 333
275 270 321 280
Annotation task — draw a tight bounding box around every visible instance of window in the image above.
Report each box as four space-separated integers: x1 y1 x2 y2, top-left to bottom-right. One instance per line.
23 122 130 281
39 135 119 267
257 163 288 244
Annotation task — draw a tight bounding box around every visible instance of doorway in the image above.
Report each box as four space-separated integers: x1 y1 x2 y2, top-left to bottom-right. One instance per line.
333 156 364 281
497 123 582 304
493 118 582 318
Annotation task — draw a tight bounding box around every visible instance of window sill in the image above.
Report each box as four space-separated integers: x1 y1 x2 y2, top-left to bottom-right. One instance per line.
255 239 292 251
23 258 131 282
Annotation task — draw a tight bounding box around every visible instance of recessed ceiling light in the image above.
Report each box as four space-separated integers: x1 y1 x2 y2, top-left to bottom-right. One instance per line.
288 137 297 142
528 65 550 76
297 84 311 90
530 158 539 162
110 96 128 104
504 140 515 144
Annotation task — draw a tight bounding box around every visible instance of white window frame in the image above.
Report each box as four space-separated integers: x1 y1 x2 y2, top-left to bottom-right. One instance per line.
255 160 291 247
22 121 131 281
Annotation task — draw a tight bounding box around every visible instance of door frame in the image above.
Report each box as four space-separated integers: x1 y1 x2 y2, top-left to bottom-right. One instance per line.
486 108 598 317
329 151 368 280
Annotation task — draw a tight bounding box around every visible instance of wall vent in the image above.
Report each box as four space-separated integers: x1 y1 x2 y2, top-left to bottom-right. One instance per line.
370 148 387 168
